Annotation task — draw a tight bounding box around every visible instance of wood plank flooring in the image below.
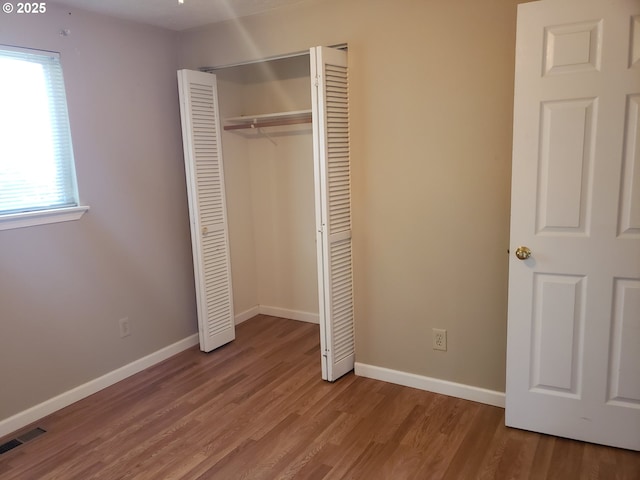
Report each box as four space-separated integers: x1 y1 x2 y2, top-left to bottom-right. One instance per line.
1 315 638 479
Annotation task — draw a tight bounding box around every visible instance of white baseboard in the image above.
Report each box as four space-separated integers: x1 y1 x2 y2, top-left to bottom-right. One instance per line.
234 305 318 325
258 305 319 324
235 306 260 325
355 362 505 408
0 334 199 439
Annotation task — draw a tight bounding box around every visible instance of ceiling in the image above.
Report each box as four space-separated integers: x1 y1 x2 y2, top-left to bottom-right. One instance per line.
50 0 312 31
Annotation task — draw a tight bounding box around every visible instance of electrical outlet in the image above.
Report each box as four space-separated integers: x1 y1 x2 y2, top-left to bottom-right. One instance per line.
119 317 131 338
432 328 447 351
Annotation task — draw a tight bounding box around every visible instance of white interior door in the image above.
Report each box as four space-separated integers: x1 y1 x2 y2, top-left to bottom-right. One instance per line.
311 46 355 382
177 69 235 353
506 0 640 450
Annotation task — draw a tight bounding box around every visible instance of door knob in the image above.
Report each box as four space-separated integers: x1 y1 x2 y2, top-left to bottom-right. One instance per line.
515 246 532 260
202 226 208 235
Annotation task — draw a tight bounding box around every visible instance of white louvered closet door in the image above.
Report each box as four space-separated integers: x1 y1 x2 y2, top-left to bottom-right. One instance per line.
311 46 354 381
177 70 235 353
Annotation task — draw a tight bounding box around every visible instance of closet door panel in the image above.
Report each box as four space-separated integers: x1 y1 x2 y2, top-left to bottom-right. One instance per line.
311 46 354 381
178 69 235 352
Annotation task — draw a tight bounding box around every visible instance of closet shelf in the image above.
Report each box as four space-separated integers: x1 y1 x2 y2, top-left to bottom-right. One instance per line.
223 109 312 131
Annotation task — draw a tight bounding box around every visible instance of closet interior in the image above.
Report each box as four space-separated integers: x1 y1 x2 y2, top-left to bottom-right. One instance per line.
214 55 320 326
178 46 353 381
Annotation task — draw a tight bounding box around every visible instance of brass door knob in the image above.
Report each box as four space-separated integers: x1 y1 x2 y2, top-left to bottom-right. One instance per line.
202 226 209 235
515 246 532 260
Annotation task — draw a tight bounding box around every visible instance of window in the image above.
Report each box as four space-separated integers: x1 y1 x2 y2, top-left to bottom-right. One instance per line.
0 45 87 230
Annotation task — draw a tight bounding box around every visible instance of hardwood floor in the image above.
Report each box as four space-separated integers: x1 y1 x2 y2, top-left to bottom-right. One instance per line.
1 315 638 479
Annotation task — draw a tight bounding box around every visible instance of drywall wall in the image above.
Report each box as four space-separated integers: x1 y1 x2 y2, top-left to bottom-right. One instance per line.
180 0 529 392
215 69 259 318
216 56 318 318
0 4 195 422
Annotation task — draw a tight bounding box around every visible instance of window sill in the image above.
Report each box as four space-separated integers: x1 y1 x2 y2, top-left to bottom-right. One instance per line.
0 206 90 231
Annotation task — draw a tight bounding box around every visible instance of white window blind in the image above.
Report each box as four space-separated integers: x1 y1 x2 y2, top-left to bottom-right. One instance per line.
0 45 79 216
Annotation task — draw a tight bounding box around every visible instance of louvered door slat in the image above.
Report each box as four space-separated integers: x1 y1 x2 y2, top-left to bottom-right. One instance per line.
311 46 354 381
178 69 235 353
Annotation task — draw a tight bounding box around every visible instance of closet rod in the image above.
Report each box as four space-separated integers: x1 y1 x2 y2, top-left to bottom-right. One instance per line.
223 116 312 131
200 43 347 72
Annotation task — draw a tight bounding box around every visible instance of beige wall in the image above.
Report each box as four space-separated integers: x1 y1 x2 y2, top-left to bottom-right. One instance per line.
0 4 196 421
216 57 318 317
181 0 526 391
215 70 259 316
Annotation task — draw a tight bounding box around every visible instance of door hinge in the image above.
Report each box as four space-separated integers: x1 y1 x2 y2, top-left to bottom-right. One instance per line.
322 348 329 358
314 75 319 87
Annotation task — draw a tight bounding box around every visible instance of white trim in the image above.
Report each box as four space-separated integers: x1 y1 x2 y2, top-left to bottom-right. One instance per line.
355 362 506 408
0 206 89 231
234 305 319 325
235 305 260 325
0 43 60 58
0 334 199 438
259 305 319 324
